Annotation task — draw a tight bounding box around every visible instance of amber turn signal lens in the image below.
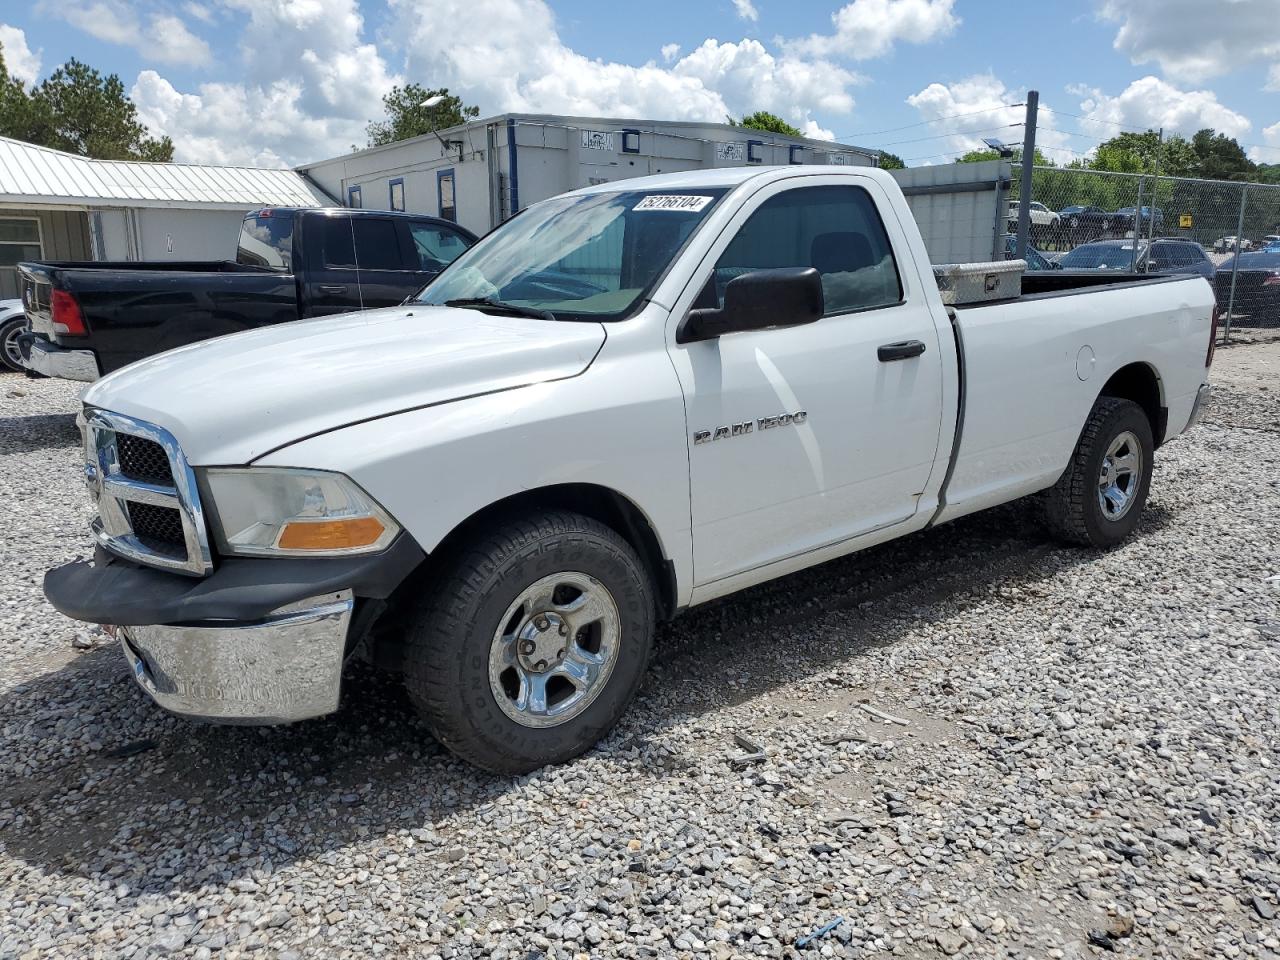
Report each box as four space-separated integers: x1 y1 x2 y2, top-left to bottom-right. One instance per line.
277 516 386 550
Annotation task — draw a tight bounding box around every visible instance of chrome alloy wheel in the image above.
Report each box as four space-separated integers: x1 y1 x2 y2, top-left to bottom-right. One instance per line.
1097 430 1143 521
2 323 23 371
488 572 621 728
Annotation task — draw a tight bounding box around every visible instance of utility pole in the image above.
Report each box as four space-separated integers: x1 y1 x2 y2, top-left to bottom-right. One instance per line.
1015 90 1038 261
1147 127 1163 247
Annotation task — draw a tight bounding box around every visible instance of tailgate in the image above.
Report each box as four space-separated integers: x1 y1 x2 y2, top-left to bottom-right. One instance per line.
18 262 56 339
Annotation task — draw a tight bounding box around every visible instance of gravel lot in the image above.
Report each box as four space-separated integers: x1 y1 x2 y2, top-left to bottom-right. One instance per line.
1 343 1277 960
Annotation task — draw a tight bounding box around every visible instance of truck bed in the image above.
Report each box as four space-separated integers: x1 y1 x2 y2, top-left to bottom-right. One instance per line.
957 270 1206 309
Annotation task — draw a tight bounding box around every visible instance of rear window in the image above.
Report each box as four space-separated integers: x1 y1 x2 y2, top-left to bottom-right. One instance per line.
236 216 293 270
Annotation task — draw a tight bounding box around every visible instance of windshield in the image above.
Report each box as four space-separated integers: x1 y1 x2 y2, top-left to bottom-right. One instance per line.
1059 242 1146 270
416 188 728 320
236 215 293 270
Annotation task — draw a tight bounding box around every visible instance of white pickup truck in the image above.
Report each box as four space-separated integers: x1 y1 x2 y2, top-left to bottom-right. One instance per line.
44 167 1216 773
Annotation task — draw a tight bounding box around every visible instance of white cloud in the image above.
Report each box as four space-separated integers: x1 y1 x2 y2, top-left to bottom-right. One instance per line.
902 74 1050 163
660 43 681 63
1072 75 1251 141
802 119 835 140
733 0 759 22
47 0 212 66
183 2 217 25
388 0 858 135
1252 121 1280 164
1099 0 1280 83
1267 64 1280 93
786 0 958 60
149 15 213 66
0 23 41 84
131 0 400 166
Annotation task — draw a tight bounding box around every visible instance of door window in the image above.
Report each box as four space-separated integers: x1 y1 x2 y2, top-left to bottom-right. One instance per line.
321 218 406 270
408 222 470 270
438 172 457 222
710 185 902 315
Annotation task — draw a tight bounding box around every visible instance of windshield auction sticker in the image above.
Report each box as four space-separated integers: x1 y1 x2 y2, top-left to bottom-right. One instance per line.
634 195 713 212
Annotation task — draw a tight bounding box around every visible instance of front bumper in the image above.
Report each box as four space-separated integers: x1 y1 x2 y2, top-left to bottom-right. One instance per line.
19 334 99 382
44 535 425 723
120 591 353 723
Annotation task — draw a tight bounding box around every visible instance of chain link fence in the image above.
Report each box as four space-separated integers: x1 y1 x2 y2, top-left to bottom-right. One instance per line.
1008 166 1280 339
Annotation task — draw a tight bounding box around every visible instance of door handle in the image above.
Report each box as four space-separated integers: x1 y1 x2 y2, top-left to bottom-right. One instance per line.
878 340 927 361
318 284 347 294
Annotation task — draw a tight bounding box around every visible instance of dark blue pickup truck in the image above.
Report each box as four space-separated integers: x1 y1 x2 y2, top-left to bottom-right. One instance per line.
17 207 476 381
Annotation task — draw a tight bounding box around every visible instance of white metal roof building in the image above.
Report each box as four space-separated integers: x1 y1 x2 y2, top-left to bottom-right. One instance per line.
299 112 879 238
0 136 334 298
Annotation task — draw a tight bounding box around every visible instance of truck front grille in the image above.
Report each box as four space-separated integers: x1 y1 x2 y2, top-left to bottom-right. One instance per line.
81 409 212 576
126 502 187 556
117 434 174 486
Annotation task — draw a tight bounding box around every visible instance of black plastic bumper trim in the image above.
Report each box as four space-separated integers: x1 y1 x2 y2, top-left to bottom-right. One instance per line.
43 533 425 626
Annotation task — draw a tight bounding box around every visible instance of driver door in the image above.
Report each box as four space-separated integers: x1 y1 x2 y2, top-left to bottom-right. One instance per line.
667 177 948 586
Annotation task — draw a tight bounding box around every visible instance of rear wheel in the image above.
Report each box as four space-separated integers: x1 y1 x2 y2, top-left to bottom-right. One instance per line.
402 510 655 774
0 317 25 373
1043 397 1154 547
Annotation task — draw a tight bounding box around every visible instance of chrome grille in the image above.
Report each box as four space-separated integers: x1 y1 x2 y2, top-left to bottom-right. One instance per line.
126 502 186 555
117 434 174 486
81 408 212 576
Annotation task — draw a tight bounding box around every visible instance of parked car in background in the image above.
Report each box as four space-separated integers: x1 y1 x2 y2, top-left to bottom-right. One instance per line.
0 298 24 373
44 166 1215 773
1057 238 1215 281
17 208 477 383
1113 206 1164 235
1003 236 1060 271
1260 235 1280 251
1057 205 1112 238
1213 249 1280 324
1007 201 1059 238
1214 236 1252 254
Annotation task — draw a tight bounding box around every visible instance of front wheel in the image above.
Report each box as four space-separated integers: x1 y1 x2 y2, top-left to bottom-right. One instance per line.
402 510 655 774
1043 397 1154 547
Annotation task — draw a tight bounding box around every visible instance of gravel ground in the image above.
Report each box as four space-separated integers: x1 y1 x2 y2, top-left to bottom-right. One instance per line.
0 344 1278 960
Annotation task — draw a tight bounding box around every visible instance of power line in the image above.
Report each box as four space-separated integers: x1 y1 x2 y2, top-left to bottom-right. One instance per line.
835 104 1025 143
874 123 1022 149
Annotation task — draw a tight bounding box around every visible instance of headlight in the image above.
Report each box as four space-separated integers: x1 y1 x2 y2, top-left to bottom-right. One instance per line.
202 468 399 557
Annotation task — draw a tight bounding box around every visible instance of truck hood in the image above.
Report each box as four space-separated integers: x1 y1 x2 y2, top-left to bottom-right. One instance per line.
83 305 606 464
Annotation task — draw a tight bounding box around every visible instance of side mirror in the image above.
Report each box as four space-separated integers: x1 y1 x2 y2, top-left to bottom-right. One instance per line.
678 267 824 344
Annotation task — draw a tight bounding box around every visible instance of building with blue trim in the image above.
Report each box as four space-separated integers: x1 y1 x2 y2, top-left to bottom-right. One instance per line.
298 113 877 237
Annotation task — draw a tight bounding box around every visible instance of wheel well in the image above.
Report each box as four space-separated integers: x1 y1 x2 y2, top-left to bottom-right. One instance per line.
429 484 678 622
1100 362 1166 447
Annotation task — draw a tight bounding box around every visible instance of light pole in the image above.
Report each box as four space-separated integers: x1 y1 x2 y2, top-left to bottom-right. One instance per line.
419 95 463 160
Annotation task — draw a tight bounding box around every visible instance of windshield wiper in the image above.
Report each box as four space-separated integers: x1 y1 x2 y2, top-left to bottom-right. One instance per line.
444 297 555 321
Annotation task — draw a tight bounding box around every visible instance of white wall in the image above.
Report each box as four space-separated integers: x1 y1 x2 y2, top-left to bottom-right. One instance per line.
890 160 1011 264
135 208 247 260
300 115 877 236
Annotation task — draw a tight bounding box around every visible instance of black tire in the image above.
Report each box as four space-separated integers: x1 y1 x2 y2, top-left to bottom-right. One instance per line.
0 317 25 373
402 510 655 774
1043 397 1154 547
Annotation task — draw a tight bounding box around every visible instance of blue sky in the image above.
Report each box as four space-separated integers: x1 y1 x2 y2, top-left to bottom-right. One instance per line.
1 0 1277 168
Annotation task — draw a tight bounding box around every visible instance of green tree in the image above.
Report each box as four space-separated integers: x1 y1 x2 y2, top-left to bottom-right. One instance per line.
958 146 1052 165
876 150 905 169
1089 130 1196 176
367 85 479 147
731 111 803 137
1189 128 1255 180
0 52 172 161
